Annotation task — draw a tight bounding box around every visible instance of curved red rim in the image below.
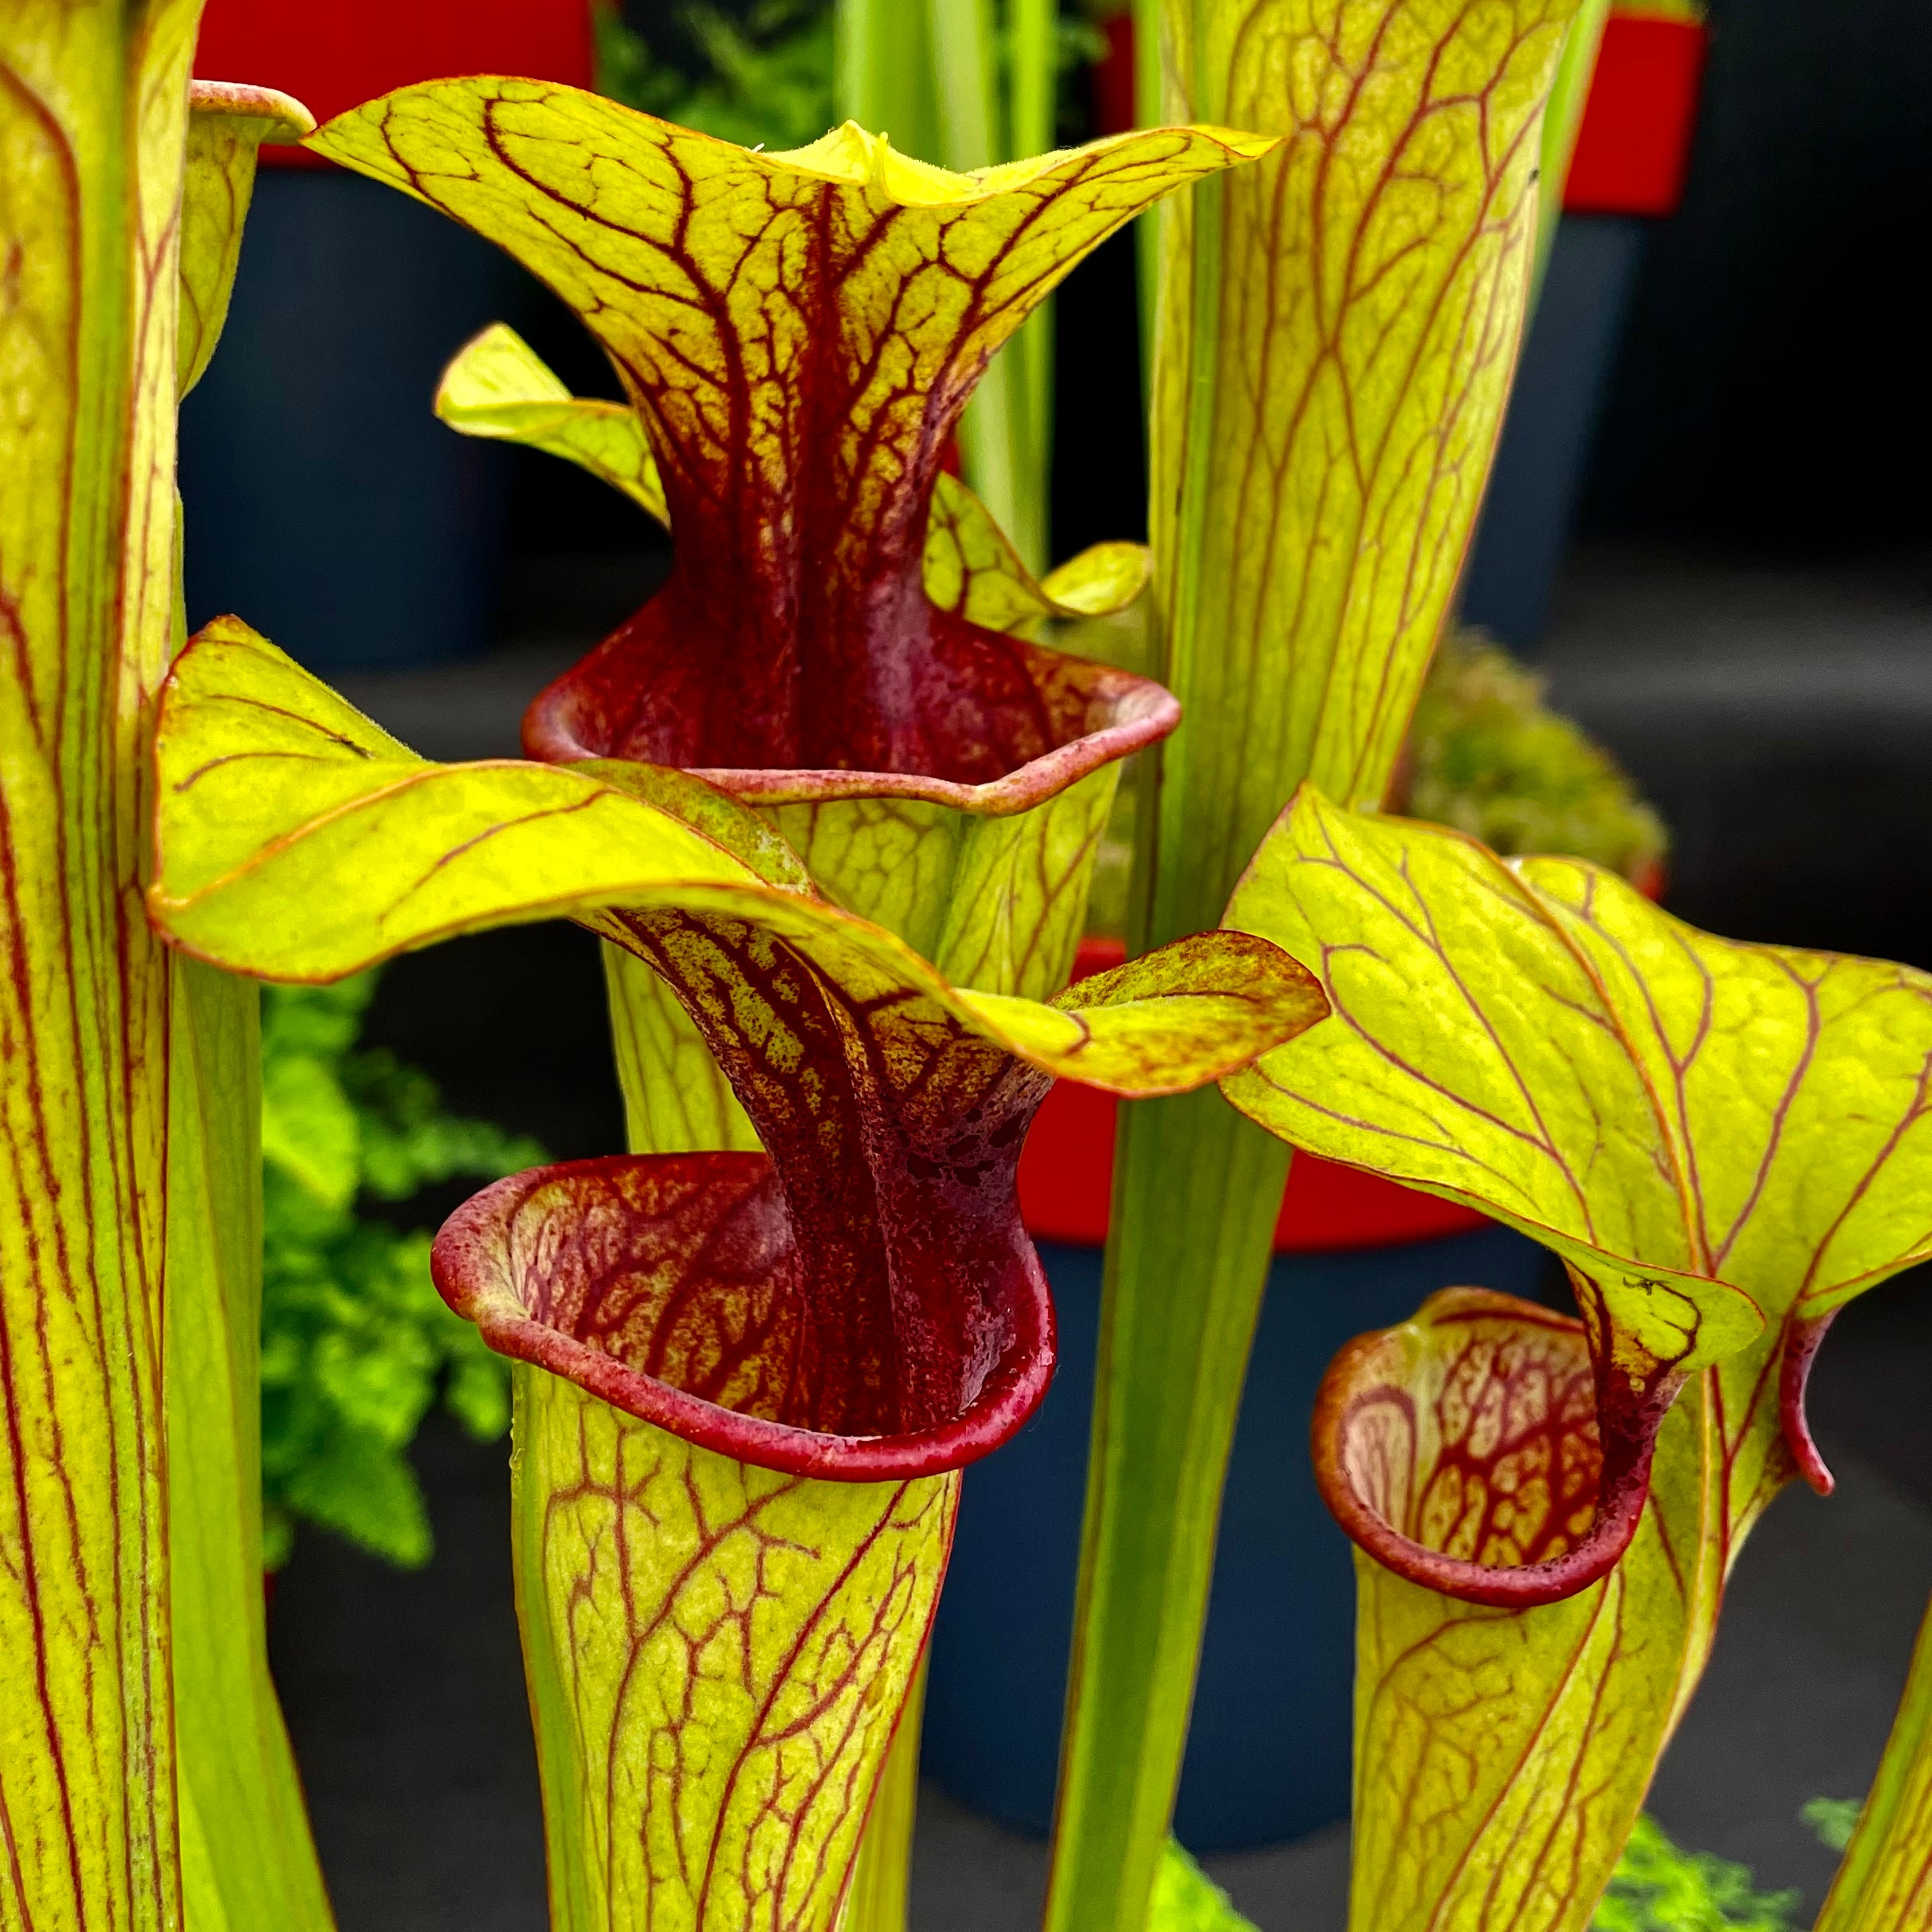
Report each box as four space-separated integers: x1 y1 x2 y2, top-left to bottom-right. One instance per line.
523 638 1180 817
433 1154 1058 1481
1310 1293 1662 1609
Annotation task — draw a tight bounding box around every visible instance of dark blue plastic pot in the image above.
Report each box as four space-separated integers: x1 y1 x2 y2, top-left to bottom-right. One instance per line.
179 168 534 673
922 1224 1552 1852
1459 214 1647 653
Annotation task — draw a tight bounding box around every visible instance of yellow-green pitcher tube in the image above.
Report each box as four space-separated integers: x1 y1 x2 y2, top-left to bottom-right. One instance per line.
167 81 337 1932
1046 5 1581 1931
596 760 1122 1932
509 1358 957 1932
4 5 197 1923
1 35 326 1926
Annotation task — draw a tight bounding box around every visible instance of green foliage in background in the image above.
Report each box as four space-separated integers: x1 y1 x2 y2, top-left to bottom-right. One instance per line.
593 0 1101 162
1402 627 1669 885
594 0 835 152
1147 1814 1847 1932
1592 1818 1802 1932
260 973 544 1570
1800 1799 1864 1856
1145 1841 1248 1932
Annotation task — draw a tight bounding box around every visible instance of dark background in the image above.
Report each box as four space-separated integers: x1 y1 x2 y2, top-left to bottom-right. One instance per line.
1585 0 1932 549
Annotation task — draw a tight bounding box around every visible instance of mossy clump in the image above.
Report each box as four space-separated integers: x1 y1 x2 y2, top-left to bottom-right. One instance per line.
1400 627 1668 890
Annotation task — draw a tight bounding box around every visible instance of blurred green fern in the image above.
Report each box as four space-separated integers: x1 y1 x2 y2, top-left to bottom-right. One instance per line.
594 0 836 153
1145 1816 1817 1932
1592 1817 1803 1932
260 972 544 1571
1799 1798 1862 1855
1146 1841 1249 1932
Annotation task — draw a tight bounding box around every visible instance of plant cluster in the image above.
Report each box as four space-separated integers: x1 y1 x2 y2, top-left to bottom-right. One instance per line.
2 12 1926 1932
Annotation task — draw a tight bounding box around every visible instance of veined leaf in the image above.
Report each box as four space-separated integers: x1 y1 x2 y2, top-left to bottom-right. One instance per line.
433 321 670 520
1223 791 1760 1393
1228 787 1932 1932
151 618 1323 1101
1518 854 1932 1333
1518 851 1932 1527
438 323 1150 635
308 88 1256 795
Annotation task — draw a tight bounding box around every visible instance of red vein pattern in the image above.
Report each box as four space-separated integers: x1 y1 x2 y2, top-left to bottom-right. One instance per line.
440 896 1062 1478
1346 1388 1714 1932
305 87 1251 807
1147 0 1577 941
2 5 202 1926
1228 791 1932 1930
1328 1288 1726 1932
427 882 1077 1932
512 1370 956 1932
1317 1289 1639 1608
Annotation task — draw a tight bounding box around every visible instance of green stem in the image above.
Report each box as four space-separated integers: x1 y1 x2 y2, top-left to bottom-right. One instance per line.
834 0 940 148
1007 0 1058 542
1133 0 1161 392
1533 0 1612 298
1812 1591 1932 1932
1045 150 1290 1932
167 959 336 1932
1047 1090 1288 1932
1048 0 1570 1914
838 0 1058 572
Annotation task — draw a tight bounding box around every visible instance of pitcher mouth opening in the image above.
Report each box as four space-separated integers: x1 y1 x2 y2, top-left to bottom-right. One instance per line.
432 1152 1057 1481
1313 1287 1666 1609
521 610 1181 816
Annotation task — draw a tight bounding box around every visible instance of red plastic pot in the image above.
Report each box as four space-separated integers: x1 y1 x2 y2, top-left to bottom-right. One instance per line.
1564 13 1710 219
1019 938 1490 1249
194 0 595 160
